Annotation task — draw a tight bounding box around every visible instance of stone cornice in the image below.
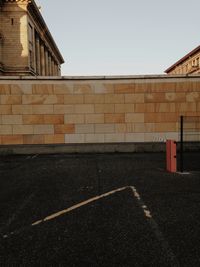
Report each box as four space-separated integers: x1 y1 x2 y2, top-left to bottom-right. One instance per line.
1 0 31 7
4 0 31 2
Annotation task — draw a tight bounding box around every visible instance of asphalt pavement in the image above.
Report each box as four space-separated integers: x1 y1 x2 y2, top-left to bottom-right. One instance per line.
0 152 200 266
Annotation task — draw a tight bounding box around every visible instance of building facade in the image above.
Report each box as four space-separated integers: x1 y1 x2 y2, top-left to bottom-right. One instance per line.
0 0 64 76
165 45 200 75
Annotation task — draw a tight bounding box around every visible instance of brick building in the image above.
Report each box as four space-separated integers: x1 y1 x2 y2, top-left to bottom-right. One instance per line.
165 45 200 75
0 0 64 76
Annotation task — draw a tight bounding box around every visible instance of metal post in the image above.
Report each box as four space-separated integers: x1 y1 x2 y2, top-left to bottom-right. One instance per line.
166 140 177 172
180 116 184 172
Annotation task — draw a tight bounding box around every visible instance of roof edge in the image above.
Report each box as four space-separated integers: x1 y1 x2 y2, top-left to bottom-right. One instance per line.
28 0 65 64
165 45 200 73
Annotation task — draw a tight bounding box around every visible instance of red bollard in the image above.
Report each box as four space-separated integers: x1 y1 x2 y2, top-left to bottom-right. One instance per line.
166 140 177 172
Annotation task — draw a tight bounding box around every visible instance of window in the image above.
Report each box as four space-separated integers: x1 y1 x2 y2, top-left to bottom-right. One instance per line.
28 24 34 69
28 24 33 43
0 33 3 63
0 33 3 45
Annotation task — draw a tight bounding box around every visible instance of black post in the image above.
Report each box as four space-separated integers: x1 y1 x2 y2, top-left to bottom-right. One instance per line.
180 116 184 172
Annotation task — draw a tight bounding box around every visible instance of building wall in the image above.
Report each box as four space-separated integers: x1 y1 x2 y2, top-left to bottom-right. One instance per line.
0 1 29 75
167 52 200 75
0 75 200 145
27 7 61 76
0 0 63 76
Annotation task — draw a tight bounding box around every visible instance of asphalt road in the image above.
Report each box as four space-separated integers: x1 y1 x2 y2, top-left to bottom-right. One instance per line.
0 152 200 266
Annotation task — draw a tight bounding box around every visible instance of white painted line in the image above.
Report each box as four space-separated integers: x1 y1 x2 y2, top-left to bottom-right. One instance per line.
1 183 180 265
130 186 180 266
3 187 129 238
32 186 128 226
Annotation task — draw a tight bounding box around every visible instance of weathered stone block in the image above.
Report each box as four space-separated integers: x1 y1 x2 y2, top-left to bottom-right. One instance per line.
1 95 21 104
176 103 196 112
34 125 54 134
95 104 115 113
54 84 73 95
186 92 199 102
125 113 144 123
23 135 45 144
115 104 134 113
75 104 94 114
114 84 135 94
1 135 23 145
95 124 115 133
125 133 145 142
156 103 175 113
23 115 44 124
105 114 125 123
75 124 94 134
105 94 124 103
0 125 12 135
125 93 144 103
85 114 104 124
133 123 146 133
145 93 165 103
33 85 54 94
155 123 177 132
65 134 85 143
74 84 93 94
44 115 64 124
85 134 104 143
64 95 84 104
2 115 22 125
84 94 105 104
22 95 63 105
0 105 12 115
13 125 33 135
104 133 125 142
64 114 85 124
44 134 65 144
54 105 74 114
12 105 33 115
55 124 75 134
115 123 127 133
0 85 10 95
32 105 54 114
165 92 185 102
11 84 32 95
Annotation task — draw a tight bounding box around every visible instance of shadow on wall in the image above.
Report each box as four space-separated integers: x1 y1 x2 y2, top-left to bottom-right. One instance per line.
0 1 26 75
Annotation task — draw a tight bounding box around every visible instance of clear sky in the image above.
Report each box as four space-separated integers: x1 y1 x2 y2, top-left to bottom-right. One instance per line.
36 0 200 76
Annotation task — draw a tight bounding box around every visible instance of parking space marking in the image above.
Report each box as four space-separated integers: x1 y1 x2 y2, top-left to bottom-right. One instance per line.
2 183 180 265
32 186 128 226
130 186 180 267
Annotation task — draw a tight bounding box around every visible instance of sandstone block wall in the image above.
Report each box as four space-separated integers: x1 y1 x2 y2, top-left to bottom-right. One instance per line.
0 75 200 145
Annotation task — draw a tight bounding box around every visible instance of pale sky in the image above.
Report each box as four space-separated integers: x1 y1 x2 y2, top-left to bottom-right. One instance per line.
36 0 200 76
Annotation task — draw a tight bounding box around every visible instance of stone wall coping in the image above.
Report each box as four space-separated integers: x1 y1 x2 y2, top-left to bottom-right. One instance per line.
0 74 200 81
